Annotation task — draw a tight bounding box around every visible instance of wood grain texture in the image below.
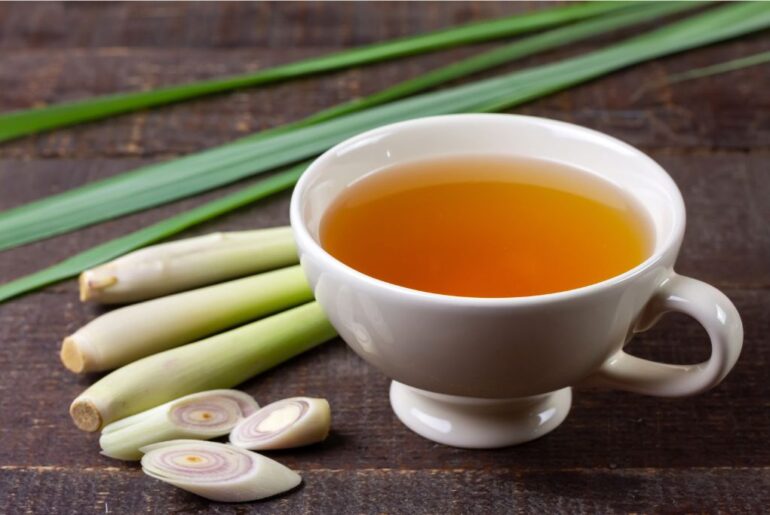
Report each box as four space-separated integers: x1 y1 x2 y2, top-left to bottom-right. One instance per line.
0 2 768 513
3 467 769 514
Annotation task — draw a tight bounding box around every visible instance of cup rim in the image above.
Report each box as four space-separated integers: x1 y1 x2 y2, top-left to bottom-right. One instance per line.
290 113 685 306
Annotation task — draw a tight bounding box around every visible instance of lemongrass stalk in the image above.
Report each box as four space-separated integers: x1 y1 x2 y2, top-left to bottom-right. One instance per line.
70 301 336 432
100 390 258 461
80 226 297 304
61 265 312 374
230 397 331 451
141 440 301 502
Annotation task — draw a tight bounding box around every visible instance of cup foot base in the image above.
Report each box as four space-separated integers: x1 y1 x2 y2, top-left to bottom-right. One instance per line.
389 382 571 449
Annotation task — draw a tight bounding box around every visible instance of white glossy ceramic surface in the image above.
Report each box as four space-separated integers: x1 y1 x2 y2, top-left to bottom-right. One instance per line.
290 114 743 448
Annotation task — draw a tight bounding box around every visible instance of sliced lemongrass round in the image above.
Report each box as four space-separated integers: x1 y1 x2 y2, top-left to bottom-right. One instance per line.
229 397 331 450
141 440 301 502
100 390 258 461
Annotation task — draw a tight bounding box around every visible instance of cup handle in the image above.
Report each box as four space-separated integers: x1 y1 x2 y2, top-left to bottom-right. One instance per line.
584 274 743 397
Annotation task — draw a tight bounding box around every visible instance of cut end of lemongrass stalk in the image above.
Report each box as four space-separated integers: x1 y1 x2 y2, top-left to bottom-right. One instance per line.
100 390 259 461
60 336 87 373
229 397 331 450
79 268 118 302
141 440 301 502
70 398 103 432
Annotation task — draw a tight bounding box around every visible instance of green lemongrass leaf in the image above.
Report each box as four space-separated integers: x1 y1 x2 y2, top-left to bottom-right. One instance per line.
255 1 701 132
0 2 709 251
667 49 770 83
0 1 634 143
472 3 770 113
0 163 307 303
217 2 697 147
2 2 769 303
630 48 770 102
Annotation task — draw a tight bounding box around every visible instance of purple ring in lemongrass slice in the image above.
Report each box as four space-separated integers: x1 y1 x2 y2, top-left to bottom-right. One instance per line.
229 397 331 450
100 390 258 461
141 440 301 502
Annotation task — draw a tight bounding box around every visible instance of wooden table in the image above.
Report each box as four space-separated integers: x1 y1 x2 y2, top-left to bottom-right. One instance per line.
1 2 768 513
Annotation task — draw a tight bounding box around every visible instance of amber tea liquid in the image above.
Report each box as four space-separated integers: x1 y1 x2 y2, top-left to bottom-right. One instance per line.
320 156 651 298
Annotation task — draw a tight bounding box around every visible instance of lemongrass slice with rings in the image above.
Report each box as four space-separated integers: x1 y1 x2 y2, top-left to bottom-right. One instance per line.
229 397 330 450
141 440 301 502
100 390 258 461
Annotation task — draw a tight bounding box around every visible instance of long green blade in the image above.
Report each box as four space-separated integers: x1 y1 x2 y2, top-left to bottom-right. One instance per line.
472 2 770 113
216 1 698 150
628 48 770 101
0 1 632 143
0 163 307 303
211 2 697 147
262 1 700 132
2 3 769 302
0 2 707 251
666 49 770 84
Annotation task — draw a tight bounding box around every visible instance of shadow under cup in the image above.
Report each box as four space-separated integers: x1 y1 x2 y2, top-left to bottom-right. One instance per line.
289 114 740 448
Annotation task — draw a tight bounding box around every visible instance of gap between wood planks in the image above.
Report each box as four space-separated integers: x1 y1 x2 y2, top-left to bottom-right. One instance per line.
2 465 769 475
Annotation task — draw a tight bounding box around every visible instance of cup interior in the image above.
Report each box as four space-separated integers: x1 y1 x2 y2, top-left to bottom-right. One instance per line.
292 114 684 291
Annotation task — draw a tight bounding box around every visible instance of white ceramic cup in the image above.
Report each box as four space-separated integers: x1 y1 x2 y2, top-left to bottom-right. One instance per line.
290 114 743 448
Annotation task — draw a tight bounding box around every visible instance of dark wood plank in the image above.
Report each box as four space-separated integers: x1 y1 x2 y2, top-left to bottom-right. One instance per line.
0 2 538 49
657 155 770 288
2 466 768 514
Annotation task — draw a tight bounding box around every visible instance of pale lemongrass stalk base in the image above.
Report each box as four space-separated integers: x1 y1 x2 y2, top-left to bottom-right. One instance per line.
62 265 313 373
80 227 297 304
70 301 336 432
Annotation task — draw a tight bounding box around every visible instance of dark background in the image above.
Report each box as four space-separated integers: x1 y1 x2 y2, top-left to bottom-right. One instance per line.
0 2 768 513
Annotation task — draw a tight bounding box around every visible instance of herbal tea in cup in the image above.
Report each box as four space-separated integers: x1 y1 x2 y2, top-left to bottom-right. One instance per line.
320 155 651 298
291 114 742 449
